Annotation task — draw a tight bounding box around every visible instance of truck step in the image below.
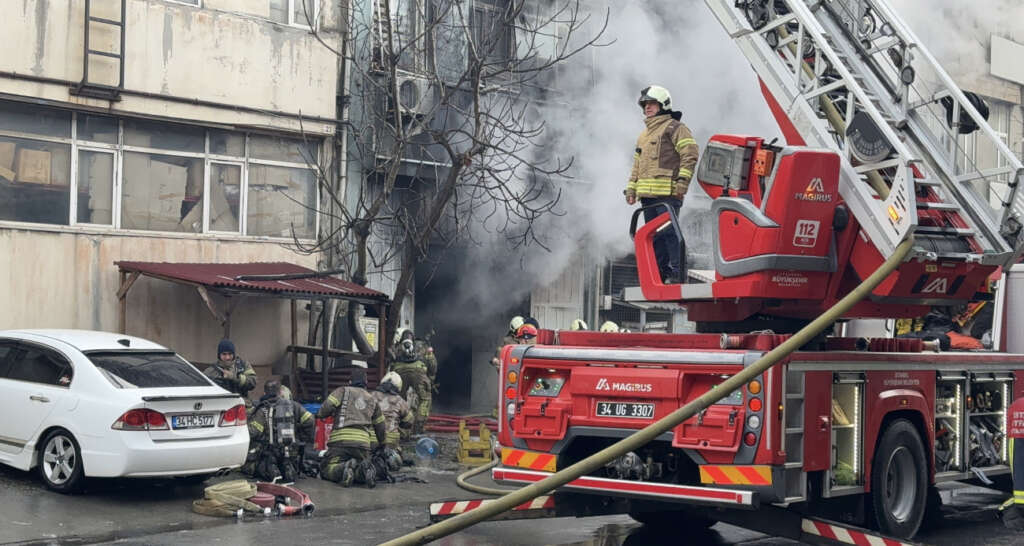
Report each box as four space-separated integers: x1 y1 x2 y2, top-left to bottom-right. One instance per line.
915 226 975 236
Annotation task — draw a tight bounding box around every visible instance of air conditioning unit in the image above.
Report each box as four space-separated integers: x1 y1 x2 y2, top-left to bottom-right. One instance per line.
397 74 439 116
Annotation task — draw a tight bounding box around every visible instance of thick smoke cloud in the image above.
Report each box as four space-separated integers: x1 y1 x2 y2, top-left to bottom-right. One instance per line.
427 0 782 332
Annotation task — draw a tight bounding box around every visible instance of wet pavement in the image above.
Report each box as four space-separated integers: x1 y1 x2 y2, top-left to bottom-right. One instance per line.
1 459 1021 545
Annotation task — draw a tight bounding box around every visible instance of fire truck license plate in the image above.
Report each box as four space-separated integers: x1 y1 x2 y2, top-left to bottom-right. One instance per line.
595 401 654 419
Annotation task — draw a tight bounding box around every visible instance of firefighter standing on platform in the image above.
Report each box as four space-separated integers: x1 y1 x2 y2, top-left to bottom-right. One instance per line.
625 85 699 285
316 368 386 488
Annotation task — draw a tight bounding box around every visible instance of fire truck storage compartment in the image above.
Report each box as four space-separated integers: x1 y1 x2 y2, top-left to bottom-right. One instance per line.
935 372 965 475
966 372 1011 469
830 373 864 492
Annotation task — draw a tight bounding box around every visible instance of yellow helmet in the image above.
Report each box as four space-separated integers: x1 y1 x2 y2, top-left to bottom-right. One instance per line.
509 316 525 332
599 320 620 333
570 319 589 331
638 85 672 110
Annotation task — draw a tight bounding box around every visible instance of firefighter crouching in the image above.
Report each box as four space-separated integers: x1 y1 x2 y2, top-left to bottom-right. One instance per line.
316 368 386 488
391 329 432 434
243 380 315 482
1001 396 1024 529
370 371 413 478
204 339 257 402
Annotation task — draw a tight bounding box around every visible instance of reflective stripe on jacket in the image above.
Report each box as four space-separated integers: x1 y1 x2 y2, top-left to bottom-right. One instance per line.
627 113 699 198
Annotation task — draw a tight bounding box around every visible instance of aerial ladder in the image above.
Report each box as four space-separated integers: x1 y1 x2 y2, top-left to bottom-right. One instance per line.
630 0 1024 327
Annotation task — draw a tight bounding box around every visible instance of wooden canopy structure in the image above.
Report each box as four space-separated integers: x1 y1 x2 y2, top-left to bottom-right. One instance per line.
114 261 390 399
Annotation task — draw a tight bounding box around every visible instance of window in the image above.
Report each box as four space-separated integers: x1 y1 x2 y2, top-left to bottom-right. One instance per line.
7 347 73 387
470 0 513 69
0 100 320 239
0 102 73 226
269 0 318 28
0 342 15 377
87 351 211 388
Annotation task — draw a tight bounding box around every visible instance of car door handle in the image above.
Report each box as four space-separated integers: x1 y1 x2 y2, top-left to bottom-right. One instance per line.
30 395 50 403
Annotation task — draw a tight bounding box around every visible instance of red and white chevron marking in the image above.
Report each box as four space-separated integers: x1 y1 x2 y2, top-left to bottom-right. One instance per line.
801 518 914 546
430 496 555 517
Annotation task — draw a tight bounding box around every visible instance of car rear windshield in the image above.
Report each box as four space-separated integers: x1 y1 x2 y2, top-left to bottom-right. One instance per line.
86 351 212 388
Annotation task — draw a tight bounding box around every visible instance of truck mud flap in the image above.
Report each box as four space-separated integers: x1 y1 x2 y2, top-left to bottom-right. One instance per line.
492 467 757 509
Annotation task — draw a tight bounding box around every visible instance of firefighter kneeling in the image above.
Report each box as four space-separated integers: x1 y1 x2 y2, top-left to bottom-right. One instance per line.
369 371 413 482
316 368 387 488
243 380 315 482
1001 396 1024 529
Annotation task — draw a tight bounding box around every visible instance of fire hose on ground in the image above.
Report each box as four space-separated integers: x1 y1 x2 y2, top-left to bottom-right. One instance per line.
380 236 916 546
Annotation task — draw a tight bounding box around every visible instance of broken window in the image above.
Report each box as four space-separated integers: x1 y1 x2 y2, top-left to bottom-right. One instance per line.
247 164 316 239
209 162 242 232
0 136 72 225
121 152 204 232
470 0 513 70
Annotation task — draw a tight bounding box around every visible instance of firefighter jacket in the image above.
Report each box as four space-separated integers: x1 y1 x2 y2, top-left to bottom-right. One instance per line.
204 357 257 398
317 385 386 448
626 112 699 199
372 390 413 446
248 398 315 445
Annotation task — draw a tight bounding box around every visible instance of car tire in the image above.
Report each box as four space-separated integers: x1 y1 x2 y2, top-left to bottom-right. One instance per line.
869 419 927 539
38 429 85 494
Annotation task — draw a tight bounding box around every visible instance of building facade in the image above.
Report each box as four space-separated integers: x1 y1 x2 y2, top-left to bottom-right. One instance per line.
0 0 344 380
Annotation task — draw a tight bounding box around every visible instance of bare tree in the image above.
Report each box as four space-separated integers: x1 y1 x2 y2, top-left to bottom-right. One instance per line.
298 0 608 354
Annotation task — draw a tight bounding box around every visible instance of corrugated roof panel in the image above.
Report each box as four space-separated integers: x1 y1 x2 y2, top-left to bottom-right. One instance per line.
115 261 388 301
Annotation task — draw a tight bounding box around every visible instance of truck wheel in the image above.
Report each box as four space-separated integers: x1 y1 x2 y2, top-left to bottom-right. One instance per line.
869 419 927 538
629 509 715 529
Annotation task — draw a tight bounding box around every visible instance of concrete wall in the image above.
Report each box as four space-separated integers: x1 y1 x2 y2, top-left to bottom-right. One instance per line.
0 228 317 385
0 0 342 134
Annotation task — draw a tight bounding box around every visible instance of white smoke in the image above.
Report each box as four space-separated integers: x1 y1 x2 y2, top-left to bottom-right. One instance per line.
423 0 785 330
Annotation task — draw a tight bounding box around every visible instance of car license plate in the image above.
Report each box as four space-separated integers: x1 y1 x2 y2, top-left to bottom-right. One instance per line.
172 413 215 429
595 401 655 419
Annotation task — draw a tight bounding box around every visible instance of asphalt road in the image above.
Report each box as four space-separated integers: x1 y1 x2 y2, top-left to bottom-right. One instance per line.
1 460 1021 546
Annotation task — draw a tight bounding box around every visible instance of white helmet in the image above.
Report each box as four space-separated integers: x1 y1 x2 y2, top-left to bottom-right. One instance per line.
570 319 589 331
509 316 525 332
382 371 403 391
599 320 620 333
393 327 412 346
638 85 672 111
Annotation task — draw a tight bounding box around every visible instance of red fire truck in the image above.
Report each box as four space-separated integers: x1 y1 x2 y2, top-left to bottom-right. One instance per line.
480 0 1024 541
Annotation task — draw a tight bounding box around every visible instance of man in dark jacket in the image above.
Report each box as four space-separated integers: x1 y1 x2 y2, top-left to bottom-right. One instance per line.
204 339 257 400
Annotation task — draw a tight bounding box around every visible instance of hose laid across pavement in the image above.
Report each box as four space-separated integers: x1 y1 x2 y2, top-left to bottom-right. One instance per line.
455 458 513 496
380 236 915 546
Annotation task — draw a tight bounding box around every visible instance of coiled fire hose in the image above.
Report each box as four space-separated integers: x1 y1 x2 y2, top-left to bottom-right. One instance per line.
380 237 915 545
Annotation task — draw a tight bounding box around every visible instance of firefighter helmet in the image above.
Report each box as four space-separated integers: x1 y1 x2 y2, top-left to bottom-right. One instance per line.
599 320 620 333
381 371 403 392
570 319 589 331
509 316 525 332
516 324 539 339
393 327 414 346
638 85 672 111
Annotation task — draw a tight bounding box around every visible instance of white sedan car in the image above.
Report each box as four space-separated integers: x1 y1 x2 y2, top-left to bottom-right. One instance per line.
0 329 249 493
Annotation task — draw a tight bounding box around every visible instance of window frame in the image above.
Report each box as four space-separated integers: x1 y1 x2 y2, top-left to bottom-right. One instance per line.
284 0 319 30
0 103 321 242
4 341 74 388
164 0 201 7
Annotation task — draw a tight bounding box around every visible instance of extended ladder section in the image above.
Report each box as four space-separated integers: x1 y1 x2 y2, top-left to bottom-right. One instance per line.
705 0 1024 267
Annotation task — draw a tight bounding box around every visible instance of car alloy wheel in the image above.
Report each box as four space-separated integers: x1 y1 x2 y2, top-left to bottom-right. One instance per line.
38 430 84 493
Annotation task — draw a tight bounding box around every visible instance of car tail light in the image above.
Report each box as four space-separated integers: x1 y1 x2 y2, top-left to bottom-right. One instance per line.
112 409 169 431
219 404 248 427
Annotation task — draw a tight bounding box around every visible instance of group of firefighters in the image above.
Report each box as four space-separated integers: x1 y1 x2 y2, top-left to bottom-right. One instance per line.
202 328 438 489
